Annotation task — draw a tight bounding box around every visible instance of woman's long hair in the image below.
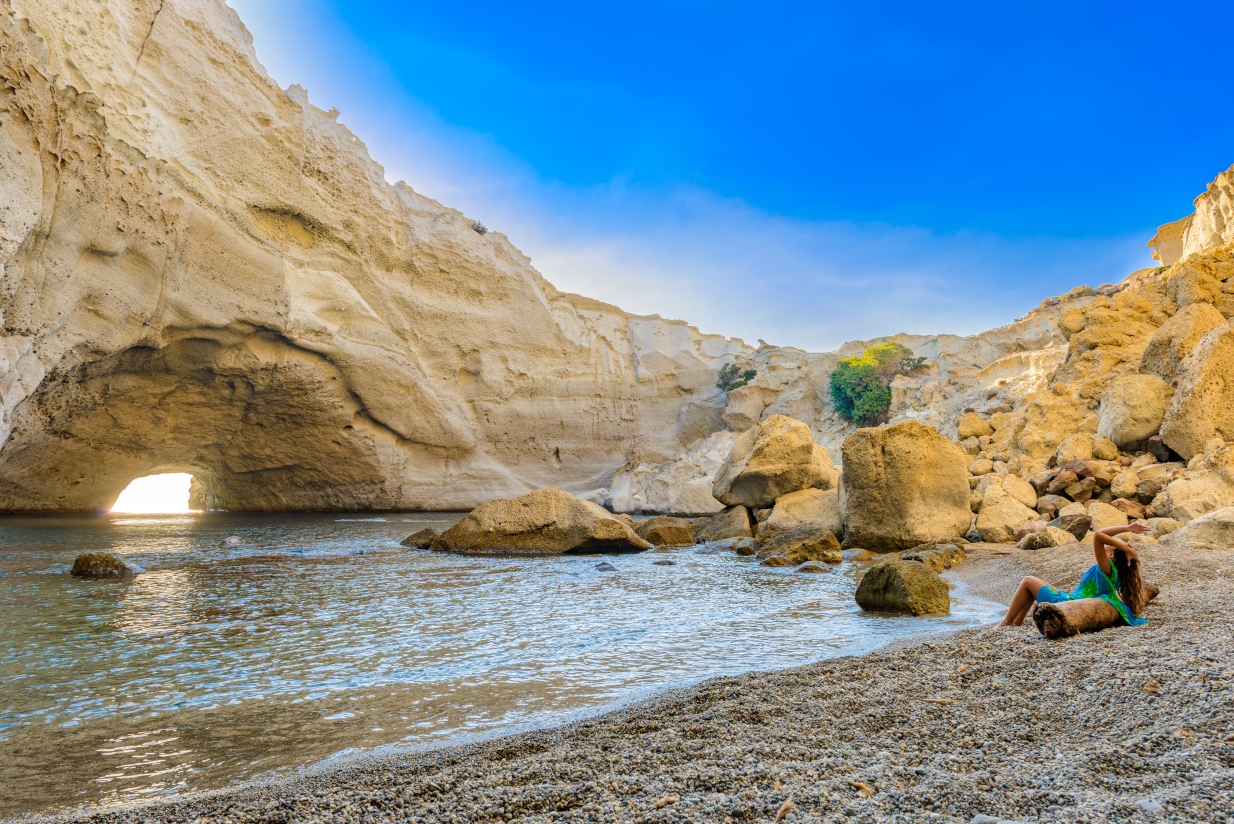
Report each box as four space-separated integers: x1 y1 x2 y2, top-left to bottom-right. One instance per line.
1113 544 1146 617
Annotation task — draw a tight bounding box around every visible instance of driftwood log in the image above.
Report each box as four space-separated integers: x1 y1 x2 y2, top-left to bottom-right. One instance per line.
1032 581 1160 639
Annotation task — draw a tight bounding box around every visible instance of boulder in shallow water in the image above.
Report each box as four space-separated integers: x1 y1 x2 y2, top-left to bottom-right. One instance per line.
855 559 950 616
694 505 756 542
795 561 832 573
756 488 842 542
432 488 651 555
755 524 842 565
219 536 242 547
759 554 795 567
400 528 440 548
712 415 837 509
70 552 138 578
634 516 694 546
900 542 965 573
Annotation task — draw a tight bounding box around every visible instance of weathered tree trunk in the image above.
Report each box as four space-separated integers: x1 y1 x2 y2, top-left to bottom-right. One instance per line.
1033 598 1122 638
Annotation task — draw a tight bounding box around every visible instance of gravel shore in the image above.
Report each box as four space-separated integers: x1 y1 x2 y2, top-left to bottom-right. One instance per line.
31 544 1234 824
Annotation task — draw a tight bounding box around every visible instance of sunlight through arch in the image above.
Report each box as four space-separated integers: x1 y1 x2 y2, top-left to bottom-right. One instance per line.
111 473 194 513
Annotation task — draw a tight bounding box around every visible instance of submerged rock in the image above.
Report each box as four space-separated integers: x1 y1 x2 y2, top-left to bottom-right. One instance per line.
593 562 618 572
755 525 842 565
854 559 950 616
70 552 138 578
219 536 243 548
431 488 651 555
794 561 832 573
400 528 440 548
758 555 795 567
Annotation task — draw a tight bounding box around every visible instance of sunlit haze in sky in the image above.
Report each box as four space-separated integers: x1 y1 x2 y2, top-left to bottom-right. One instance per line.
226 1 1233 351
111 474 193 513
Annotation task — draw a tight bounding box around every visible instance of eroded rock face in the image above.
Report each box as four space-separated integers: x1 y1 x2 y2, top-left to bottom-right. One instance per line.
712 416 837 509
0 0 750 513
840 422 972 551
431 488 651 555
1138 303 1227 382
1160 325 1234 460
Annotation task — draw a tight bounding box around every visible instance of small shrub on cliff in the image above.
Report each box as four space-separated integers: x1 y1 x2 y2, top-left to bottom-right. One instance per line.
829 341 922 425
717 363 757 392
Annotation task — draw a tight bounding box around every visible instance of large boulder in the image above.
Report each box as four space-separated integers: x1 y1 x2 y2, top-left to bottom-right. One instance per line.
694 505 756 541
756 488 842 543
1152 474 1233 523
70 552 139 578
1161 506 1234 549
756 525 843 565
634 517 695 546
712 415 837 509
1159 325 1234 460
1096 375 1174 448
975 488 1039 543
840 421 972 551
1138 303 1228 382
900 542 966 573
1086 500 1128 532
432 488 652 555
855 559 950 616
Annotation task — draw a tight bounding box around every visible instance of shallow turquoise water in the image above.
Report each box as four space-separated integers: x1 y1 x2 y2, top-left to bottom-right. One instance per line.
0 513 1000 816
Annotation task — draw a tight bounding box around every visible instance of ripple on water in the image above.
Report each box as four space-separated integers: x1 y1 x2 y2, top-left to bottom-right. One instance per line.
0 512 1001 816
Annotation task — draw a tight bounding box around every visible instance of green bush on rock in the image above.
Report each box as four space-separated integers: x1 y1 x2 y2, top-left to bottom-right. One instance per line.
828 341 924 425
716 363 757 393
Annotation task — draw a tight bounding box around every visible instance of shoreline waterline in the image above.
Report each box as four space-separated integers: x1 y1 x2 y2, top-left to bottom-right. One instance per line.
0 513 1000 818
18 541 1231 824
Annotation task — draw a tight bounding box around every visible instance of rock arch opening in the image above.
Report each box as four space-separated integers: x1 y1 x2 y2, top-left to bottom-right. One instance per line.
110 473 195 513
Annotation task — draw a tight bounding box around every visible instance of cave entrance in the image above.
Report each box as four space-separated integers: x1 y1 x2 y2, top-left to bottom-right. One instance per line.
110 473 196 513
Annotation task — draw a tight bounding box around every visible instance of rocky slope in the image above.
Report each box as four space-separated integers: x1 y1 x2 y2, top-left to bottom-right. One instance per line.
0 0 749 512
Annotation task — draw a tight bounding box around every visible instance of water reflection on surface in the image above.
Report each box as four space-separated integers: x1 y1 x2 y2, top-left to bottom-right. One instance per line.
0 512 1000 816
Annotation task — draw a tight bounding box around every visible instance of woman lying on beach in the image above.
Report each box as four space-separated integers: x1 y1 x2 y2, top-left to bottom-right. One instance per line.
994 523 1151 628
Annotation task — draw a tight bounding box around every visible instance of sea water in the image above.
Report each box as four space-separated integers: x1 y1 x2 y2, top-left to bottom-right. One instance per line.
0 513 1000 816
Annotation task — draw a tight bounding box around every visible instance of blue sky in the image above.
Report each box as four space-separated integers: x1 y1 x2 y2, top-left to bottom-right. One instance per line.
227 1 1234 351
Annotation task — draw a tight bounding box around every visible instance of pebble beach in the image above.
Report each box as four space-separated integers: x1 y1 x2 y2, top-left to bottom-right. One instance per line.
26 542 1232 824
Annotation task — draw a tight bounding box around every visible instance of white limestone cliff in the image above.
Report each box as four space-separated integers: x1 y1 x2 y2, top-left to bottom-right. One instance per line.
0 0 749 511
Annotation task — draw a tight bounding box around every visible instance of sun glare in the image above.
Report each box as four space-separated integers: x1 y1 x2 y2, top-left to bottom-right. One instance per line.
111 473 194 513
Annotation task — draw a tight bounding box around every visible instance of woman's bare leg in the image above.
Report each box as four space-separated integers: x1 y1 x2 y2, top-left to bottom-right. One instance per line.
994 576 1049 627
